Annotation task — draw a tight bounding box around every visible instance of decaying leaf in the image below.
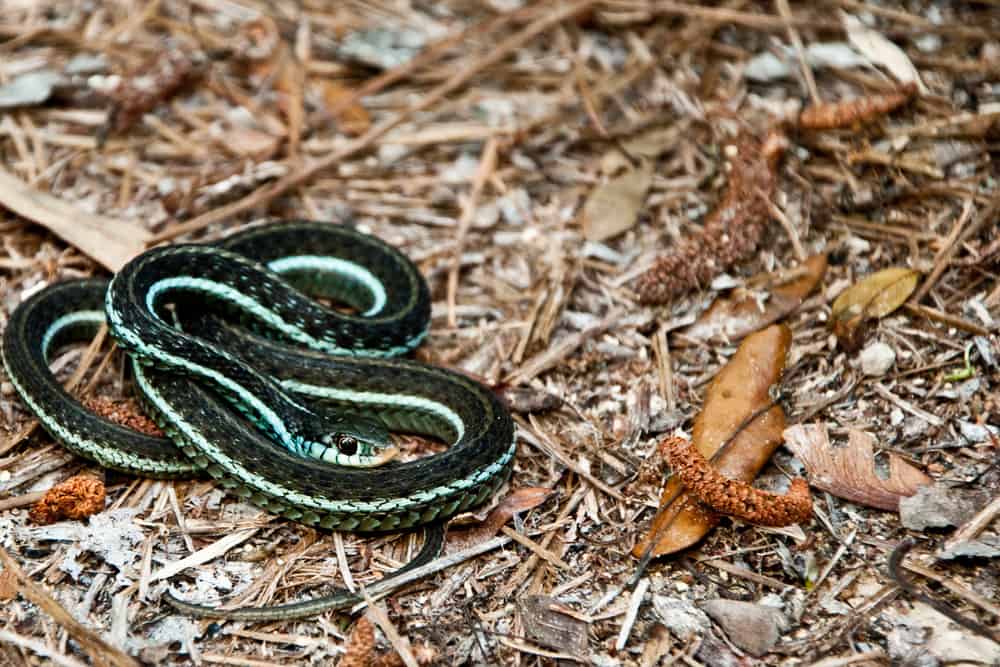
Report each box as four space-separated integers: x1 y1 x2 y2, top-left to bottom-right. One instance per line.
447 487 552 551
599 124 682 175
783 424 931 511
581 160 654 242
830 267 919 350
213 126 281 160
0 70 66 109
633 324 791 558
677 254 827 345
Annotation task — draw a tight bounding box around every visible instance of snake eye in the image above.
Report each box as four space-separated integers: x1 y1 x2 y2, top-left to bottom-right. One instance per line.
337 435 358 455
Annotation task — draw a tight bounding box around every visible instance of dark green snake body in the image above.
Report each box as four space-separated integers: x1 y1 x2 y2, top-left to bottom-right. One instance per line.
1 220 515 620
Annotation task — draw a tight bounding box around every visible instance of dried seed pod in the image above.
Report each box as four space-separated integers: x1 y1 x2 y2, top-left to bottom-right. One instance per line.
658 435 812 527
339 618 375 667
29 475 107 525
100 50 203 142
798 83 917 130
634 130 789 305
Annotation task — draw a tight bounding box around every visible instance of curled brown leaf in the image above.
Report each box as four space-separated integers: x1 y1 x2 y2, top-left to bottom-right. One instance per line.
783 424 931 511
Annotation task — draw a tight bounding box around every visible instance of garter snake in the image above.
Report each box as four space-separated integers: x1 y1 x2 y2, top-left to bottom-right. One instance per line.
2 220 516 620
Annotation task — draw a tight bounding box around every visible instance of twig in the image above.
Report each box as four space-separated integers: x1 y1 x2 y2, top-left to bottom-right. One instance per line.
500 526 571 571
150 0 596 243
447 138 497 328
888 539 1000 643
0 547 141 667
615 577 649 651
912 197 1000 305
0 629 90 667
910 198 974 304
361 589 419 667
902 303 990 337
774 0 820 105
151 528 259 582
940 494 1000 557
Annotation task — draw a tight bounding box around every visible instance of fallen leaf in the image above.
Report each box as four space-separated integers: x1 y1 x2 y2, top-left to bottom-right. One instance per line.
317 80 372 136
842 12 926 93
783 424 931 511
633 324 791 558
830 266 919 350
581 160 653 242
447 487 552 551
677 254 827 345
0 166 149 271
898 484 991 530
700 600 788 658
214 125 281 160
599 124 682 175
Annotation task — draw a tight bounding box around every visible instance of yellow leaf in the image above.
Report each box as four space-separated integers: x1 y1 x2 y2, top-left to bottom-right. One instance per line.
830 267 919 349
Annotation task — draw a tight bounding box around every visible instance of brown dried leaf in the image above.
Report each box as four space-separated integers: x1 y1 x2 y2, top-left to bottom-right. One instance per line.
318 80 372 136
633 324 791 558
447 487 552 551
0 166 149 271
830 267 919 350
599 125 681 175
214 126 281 160
678 254 827 345
783 424 931 511
843 13 925 92
581 160 653 242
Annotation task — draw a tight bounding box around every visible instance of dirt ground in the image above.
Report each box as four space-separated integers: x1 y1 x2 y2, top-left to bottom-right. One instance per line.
0 1 998 665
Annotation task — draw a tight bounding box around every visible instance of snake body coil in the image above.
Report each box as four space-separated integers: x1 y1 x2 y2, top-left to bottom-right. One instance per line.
2 220 516 619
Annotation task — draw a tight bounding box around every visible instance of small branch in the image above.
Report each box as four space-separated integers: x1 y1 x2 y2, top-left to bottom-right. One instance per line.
888 539 1000 644
775 0 820 105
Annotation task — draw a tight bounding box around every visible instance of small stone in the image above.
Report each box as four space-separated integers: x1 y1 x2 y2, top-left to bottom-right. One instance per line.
859 342 895 376
652 596 711 641
899 484 992 530
700 599 788 657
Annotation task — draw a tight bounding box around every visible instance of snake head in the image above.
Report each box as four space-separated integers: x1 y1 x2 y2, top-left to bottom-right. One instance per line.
319 417 398 468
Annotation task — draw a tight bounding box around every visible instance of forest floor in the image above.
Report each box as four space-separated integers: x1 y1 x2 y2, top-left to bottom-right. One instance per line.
0 1 998 665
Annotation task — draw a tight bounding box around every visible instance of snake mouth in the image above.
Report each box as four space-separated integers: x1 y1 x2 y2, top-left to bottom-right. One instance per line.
328 445 400 468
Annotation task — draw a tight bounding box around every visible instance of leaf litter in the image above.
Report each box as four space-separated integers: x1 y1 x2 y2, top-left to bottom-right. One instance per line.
0 1 998 664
